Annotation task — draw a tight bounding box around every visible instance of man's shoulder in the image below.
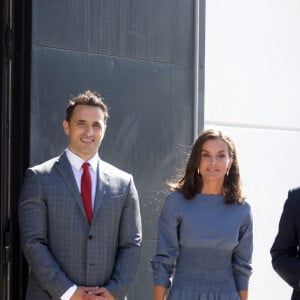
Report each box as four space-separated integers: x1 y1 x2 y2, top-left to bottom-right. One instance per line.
100 159 132 180
286 187 300 207
289 186 300 195
29 154 62 174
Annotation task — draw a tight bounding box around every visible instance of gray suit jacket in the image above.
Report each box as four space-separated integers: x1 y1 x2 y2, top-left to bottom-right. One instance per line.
19 152 142 300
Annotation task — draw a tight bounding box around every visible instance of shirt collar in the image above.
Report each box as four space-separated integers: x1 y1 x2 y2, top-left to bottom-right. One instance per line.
65 148 98 171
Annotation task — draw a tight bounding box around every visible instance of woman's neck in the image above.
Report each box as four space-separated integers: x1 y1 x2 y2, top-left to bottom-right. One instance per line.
201 180 224 195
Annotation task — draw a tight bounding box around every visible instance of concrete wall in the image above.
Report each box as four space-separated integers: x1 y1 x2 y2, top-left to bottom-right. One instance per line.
205 1 300 299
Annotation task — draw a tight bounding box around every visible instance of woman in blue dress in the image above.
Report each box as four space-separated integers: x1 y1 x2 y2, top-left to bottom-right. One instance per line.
151 129 253 300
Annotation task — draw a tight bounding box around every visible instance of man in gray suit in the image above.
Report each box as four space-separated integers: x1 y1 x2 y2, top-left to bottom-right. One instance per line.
19 91 142 300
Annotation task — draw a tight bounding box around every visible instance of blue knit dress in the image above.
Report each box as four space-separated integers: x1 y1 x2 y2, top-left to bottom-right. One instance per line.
151 192 253 300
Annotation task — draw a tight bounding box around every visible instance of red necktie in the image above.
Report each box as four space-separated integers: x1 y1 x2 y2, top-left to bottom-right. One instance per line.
81 162 92 223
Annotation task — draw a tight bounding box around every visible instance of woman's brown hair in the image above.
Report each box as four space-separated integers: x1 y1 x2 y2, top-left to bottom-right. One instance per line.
171 129 244 204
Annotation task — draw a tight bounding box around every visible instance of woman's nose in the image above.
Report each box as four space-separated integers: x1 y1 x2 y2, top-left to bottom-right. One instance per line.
209 156 218 164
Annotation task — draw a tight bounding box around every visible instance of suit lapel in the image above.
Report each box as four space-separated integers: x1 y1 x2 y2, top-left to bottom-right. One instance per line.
55 152 88 220
92 158 110 222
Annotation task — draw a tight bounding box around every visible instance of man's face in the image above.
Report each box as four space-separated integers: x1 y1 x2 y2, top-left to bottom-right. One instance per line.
63 105 106 160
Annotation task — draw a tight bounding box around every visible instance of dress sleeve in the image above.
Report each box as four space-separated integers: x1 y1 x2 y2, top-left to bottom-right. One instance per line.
232 203 253 291
151 193 181 288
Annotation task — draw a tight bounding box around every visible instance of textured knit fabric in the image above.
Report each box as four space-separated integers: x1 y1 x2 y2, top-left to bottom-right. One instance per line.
151 192 253 300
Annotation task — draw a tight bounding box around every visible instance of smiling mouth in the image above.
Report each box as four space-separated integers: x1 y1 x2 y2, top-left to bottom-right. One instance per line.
205 170 221 175
206 168 219 172
81 138 94 143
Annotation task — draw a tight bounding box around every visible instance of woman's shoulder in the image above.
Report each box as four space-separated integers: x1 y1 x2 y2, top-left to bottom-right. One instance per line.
158 191 186 219
241 199 251 209
165 191 185 202
233 199 252 216
163 191 186 207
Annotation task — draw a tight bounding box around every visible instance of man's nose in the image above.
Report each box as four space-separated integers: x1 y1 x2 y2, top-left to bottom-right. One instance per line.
85 124 94 135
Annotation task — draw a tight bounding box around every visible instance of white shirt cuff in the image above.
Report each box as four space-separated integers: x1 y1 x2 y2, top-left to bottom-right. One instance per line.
61 285 77 300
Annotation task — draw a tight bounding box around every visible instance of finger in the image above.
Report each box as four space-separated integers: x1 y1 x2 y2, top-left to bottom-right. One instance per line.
82 286 100 295
94 287 106 295
86 290 101 295
89 295 106 300
84 286 99 291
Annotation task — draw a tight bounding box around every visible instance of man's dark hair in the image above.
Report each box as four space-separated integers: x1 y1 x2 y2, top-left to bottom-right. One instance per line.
66 90 109 123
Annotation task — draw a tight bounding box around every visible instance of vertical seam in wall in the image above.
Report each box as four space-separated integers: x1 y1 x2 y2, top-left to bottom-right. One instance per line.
193 0 200 140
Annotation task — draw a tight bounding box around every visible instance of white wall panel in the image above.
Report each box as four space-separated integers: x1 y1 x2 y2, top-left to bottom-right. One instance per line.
203 125 300 299
205 1 300 298
205 0 300 129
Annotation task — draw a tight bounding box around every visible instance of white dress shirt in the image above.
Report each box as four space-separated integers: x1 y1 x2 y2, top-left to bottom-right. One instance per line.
65 148 98 208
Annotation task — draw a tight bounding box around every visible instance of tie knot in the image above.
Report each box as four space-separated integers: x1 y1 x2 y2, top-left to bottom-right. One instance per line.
82 162 90 171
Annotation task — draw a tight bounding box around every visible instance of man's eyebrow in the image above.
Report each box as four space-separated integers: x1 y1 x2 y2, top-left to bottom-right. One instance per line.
92 121 102 125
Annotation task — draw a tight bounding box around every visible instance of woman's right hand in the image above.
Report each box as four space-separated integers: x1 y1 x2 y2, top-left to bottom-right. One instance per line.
154 285 167 300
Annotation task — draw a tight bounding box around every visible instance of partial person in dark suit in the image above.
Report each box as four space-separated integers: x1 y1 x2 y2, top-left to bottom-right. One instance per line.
271 188 300 300
19 91 142 300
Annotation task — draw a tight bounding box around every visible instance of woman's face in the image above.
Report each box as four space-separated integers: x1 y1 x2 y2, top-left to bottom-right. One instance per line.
198 138 232 184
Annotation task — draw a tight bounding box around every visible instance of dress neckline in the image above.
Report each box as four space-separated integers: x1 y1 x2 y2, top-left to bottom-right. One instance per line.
195 193 225 201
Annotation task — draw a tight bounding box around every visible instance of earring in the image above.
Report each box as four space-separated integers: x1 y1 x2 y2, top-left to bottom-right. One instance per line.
226 168 230 176
197 168 200 176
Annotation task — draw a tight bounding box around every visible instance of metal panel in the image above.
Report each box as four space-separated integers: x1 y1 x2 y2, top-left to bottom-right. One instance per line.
127 240 157 300
30 45 194 239
32 0 194 66
28 0 204 298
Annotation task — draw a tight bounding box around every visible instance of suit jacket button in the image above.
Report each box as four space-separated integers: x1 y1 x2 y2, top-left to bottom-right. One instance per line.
88 234 93 240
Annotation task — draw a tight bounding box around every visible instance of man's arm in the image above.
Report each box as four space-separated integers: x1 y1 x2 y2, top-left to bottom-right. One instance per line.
104 176 142 299
19 169 74 299
271 189 300 290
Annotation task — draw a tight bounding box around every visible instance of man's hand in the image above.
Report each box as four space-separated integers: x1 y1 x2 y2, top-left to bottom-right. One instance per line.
97 287 116 300
70 286 106 300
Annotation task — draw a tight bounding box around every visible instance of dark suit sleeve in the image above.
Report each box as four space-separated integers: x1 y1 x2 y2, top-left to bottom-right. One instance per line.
19 169 74 299
270 189 300 291
105 175 142 299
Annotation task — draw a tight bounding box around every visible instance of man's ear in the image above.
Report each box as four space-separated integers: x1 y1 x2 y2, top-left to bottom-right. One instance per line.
62 120 69 136
101 123 107 139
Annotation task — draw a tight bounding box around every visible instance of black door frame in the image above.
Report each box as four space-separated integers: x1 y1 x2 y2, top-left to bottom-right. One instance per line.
0 0 31 299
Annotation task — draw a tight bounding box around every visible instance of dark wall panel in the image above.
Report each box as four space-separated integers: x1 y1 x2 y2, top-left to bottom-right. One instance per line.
32 0 194 65
29 0 204 298
127 240 156 299
30 45 193 239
